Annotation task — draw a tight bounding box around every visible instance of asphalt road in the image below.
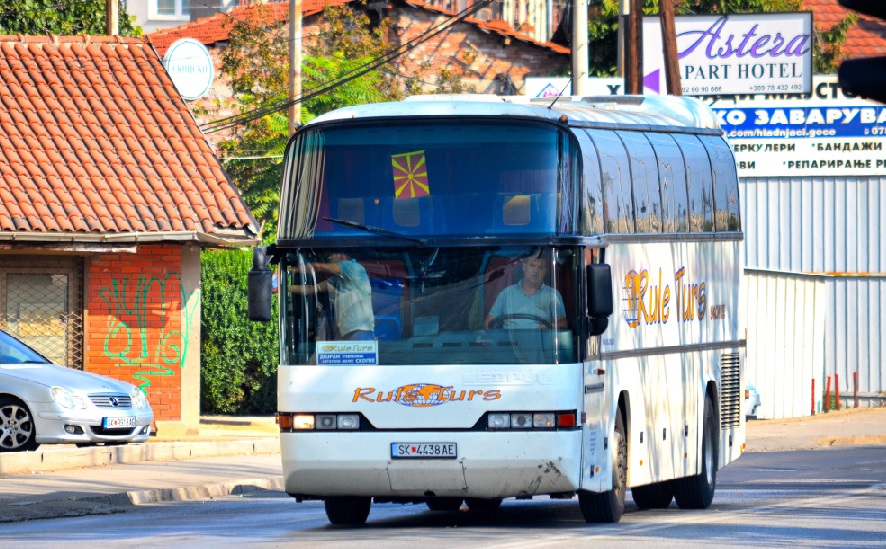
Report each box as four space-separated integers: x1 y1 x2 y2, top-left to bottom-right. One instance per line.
2 445 884 548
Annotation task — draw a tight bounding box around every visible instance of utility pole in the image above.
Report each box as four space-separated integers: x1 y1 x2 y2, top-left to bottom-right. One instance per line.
106 0 118 35
572 0 589 95
289 0 302 136
659 0 681 95
624 0 643 94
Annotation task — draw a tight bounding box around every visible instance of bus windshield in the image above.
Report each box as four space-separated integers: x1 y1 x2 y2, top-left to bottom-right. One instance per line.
280 246 580 366
279 120 579 239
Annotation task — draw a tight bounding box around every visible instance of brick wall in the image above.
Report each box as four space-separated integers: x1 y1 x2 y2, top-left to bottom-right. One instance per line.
384 9 568 94
85 244 187 422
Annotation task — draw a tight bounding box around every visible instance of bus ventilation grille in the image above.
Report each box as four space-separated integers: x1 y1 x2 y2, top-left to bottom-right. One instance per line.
719 353 741 429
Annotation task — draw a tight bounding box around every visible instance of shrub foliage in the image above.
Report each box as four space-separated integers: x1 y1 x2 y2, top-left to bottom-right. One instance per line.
200 249 278 415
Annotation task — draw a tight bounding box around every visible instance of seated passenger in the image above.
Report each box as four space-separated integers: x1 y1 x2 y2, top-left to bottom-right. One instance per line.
484 254 567 330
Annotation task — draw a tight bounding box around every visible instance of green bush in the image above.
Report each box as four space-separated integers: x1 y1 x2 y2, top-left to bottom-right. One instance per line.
200 248 278 415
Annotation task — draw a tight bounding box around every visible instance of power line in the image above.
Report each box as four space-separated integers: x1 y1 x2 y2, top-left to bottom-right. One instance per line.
201 0 494 133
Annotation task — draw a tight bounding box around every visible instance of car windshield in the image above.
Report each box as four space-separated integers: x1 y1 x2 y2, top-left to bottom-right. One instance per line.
0 330 51 364
279 245 579 366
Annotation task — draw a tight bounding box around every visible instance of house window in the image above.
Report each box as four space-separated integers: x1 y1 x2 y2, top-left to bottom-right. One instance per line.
152 0 189 19
0 257 84 369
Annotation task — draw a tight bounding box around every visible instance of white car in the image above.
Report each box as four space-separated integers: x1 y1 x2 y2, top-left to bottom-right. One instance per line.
0 329 153 452
745 384 761 419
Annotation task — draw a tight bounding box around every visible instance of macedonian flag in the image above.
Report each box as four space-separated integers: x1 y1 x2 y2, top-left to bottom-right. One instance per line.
391 150 430 199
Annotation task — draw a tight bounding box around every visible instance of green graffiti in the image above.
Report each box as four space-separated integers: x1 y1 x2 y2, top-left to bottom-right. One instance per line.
98 272 200 393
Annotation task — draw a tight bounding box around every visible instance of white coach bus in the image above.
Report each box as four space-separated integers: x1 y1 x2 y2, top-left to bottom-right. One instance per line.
248 94 747 525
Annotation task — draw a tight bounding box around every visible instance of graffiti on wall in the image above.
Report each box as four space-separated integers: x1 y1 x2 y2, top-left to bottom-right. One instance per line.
99 273 199 392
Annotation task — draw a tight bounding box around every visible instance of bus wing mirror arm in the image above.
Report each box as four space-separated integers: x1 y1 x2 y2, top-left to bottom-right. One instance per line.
248 246 274 322
587 264 614 337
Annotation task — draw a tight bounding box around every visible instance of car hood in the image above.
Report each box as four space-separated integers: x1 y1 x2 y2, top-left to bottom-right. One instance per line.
0 362 134 393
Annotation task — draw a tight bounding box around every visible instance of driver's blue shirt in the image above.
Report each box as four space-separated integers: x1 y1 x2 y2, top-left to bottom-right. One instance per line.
489 283 565 328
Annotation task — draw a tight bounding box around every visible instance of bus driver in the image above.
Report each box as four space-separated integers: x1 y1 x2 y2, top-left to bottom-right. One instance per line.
484 254 567 330
288 252 375 340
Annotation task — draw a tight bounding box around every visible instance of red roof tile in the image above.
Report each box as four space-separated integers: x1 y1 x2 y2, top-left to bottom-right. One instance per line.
0 35 259 244
147 0 568 56
804 0 886 58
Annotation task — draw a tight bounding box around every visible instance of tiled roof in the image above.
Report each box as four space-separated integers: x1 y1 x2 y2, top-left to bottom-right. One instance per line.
804 0 886 58
147 0 569 57
0 35 259 244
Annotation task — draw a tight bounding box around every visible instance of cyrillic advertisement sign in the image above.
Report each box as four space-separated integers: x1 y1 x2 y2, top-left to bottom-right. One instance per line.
712 76 886 177
642 13 813 96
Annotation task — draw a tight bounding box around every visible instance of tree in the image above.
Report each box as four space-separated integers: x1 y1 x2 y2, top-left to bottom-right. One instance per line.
586 0 856 76
0 0 141 36
216 3 470 241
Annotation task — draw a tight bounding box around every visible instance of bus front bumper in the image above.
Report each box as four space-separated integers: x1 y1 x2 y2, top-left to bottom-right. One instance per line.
281 430 583 499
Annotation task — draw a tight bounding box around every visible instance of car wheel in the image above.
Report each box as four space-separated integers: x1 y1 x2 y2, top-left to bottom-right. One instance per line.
324 496 371 525
0 396 38 452
578 405 627 523
674 395 717 509
631 480 675 509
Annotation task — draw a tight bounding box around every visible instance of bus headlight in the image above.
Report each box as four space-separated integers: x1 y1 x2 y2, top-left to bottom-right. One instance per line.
293 415 315 429
486 411 578 430
280 413 362 431
336 414 360 430
488 413 511 428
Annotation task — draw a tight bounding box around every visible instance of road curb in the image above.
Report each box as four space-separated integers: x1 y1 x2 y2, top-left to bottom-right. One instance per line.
0 438 280 475
0 477 285 524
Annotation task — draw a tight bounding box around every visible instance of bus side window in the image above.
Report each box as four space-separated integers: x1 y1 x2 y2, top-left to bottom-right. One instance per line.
586 130 634 233
672 134 715 232
698 135 741 232
618 131 662 233
574 130 604 235
646 133 690 233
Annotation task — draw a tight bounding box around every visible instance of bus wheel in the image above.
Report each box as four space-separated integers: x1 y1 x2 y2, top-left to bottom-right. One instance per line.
631 481 674 509
466 497 503 512
324 497 371 525
426 498 463 511
578 406 626 523
674 395 717 509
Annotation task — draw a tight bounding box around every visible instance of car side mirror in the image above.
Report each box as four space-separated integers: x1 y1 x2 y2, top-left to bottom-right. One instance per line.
248 247 273 322
587 263 613 336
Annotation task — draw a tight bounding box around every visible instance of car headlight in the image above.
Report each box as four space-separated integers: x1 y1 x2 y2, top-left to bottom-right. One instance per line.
130 387 149 410
51 387 87 409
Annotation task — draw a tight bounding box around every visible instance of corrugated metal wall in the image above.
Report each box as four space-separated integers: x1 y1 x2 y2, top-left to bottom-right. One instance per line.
744 269 826 419
741 176 886 416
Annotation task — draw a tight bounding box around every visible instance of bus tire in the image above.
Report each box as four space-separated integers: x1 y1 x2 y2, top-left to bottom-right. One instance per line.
674 395 717 509
324 496 371 525
426 498 463 511
631 480 674 509
466 497 503 512
578 406 626 523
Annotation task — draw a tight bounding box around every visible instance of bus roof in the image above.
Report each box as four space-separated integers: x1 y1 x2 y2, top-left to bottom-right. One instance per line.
307 94 722 132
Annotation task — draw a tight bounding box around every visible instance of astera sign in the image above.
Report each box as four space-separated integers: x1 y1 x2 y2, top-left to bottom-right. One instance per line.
642 13 813 97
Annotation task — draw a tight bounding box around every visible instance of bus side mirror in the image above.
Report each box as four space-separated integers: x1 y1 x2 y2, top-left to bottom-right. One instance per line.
248 247 273 322
587 264 613 336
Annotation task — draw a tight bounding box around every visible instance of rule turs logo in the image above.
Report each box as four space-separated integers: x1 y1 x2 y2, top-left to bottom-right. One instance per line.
622 267 707 328
352 383 501 405
622 270 645 328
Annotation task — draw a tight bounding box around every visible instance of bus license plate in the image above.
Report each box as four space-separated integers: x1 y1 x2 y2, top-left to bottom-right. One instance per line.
103 416 136 428
391 442 457 459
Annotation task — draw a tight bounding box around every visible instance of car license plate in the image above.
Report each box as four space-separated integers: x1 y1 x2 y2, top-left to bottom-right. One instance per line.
391 442 457 459
103 416 136 428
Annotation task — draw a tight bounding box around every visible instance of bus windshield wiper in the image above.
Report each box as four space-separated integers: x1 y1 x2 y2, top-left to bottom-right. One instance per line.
323 217 428 245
